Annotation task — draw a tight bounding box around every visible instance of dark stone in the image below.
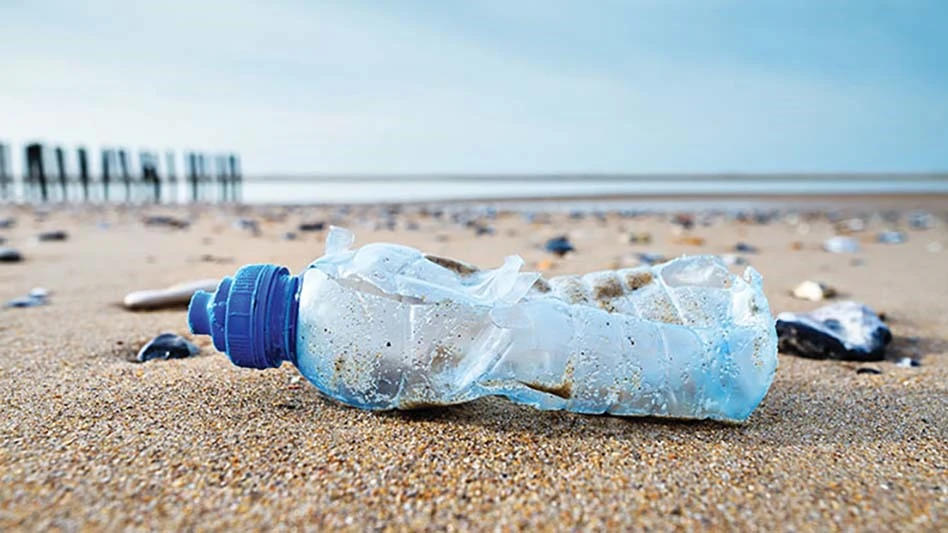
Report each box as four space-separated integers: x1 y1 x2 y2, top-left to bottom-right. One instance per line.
37 230 68 242
143 215 189 229
856 367 882 375
636 252 666 266
776 301 892 361
298 221 326 232
283 232 297 241
876 231 906 244
0 247 22 263
735 242 759 253
235 218 260 235
6 288 47 308
907 210 934 230
0 218 15 229
545 236 574 256
136 333 200 362
474 225 495 236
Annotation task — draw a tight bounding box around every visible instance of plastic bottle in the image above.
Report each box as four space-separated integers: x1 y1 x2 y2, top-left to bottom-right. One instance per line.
188 227 778 422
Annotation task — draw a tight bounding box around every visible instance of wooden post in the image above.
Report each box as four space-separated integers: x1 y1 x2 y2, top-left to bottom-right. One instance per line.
228 154 241 203
101 148 113 202
25 143 47 202
55 146 68 202
0 143 10 201
187 152 199 202
77 147 90 201
165 151 177 204
117 149 132 203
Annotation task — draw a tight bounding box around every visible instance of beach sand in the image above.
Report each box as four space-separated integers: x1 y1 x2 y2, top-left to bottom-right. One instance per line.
1 196 946 530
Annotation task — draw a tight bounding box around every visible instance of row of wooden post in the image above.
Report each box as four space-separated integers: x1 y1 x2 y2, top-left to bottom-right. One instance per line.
0 142 241 204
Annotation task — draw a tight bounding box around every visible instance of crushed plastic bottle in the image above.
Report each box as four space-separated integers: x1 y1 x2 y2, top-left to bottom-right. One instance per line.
188 227 778 422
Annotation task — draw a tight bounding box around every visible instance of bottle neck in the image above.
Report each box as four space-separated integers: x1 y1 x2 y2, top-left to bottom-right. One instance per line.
188 264 301 370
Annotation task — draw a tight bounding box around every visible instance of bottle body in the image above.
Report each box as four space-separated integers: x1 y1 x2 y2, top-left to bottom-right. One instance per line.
288 228 777 422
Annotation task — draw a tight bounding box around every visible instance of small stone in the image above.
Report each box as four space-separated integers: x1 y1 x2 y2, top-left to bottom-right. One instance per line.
474 225 495 236
636 252 666 266
234 218 260 235
37 230 68 242
735 242 759 253
876 231 906 244
894 357 921 368
776 301 893 361
0 247 23 263
623 232 652 245
544 236 574 256
136 333 200 362
0 217 15 229
298 221 326 232
823 236 859 253
283 232 298 241
791 280 837 302
124 279 220 310
674 235 706 246
907 210 934 230
790 241 804 251
841 218 866 232
143 215 189 229
856 367 882 375
5 287 49 308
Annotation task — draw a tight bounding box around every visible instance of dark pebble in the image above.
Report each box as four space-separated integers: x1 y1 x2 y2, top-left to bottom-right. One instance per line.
136 333 201 363
474 225 495 236
283 232 298 241
545 236 575 256
0 247 23 263
776 301 892 361
876 231 906 244
37 230 68 242
735 242 759 253
636 252 666 266
298 221 326 232
143 215 189 229
235 218 260 235
0 218 15 229
856 367 882 375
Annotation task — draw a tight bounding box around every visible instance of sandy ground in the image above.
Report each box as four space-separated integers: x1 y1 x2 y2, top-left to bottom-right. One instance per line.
1 196 946 531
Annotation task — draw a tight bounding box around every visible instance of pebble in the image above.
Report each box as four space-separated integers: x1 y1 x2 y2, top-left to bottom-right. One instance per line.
474 225 495 236
283 232 298 241
907 210 934 229
6 287 49 308
0 247 23 263
37 230 68 242
0 217 15 229
124 279 220 310
776 301 892 361
234 218 260 235
623 232 652 245
876 231 906 244
791 280 837 302
856 367 882 375
143 215 189 229
544 236 574 256
674 235 706 246
894 357 921 368
299 222 326 232
735 242 759 253
636 252 666 266
823 236 859 253
136 333 201 362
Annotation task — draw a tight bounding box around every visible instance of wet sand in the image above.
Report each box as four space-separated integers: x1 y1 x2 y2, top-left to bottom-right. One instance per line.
1 196 946 530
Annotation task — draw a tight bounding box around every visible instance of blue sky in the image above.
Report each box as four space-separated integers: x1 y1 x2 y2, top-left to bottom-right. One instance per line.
1 1 946 175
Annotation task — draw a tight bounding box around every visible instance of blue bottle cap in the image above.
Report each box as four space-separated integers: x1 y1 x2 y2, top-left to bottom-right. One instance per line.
188 264 300 369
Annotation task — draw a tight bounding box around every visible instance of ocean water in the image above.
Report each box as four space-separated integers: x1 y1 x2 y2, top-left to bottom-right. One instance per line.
240 175 948 204
4 174 947 205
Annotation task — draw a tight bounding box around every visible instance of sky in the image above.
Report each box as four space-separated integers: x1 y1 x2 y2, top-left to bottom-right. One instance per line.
1 1 946 175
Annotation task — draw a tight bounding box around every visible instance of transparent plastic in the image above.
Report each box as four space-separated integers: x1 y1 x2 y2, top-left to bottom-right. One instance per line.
291 227 777 422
